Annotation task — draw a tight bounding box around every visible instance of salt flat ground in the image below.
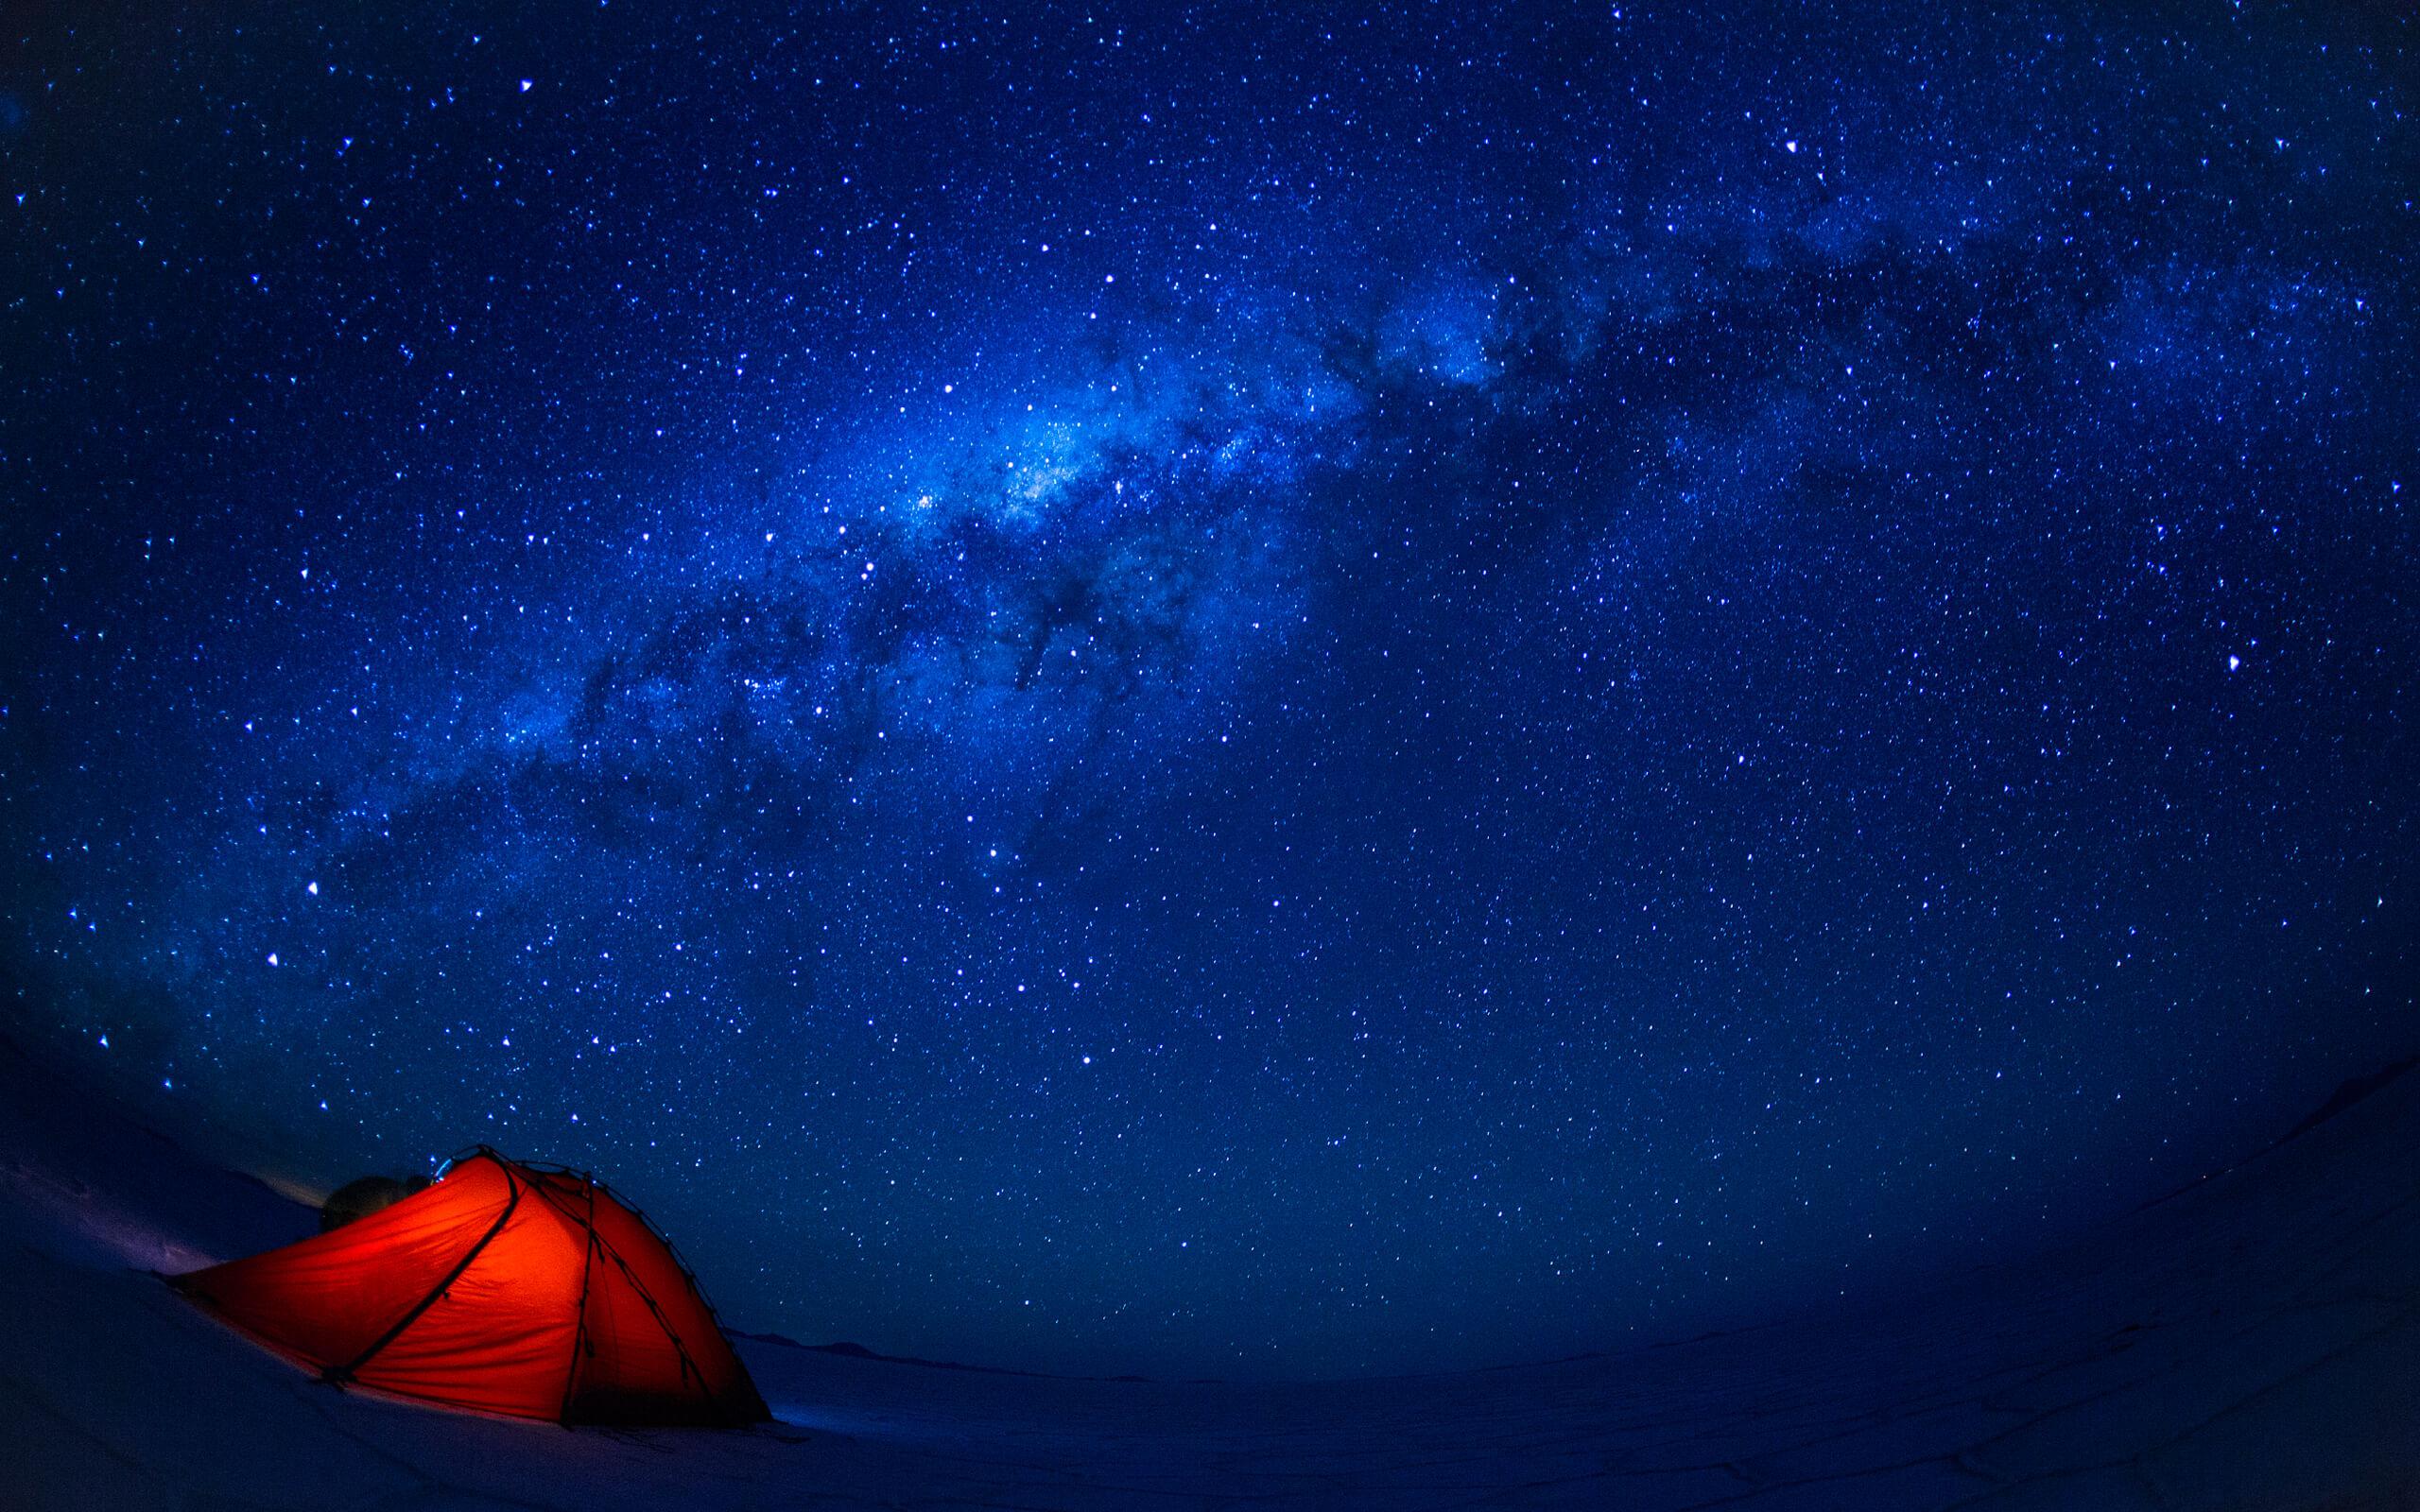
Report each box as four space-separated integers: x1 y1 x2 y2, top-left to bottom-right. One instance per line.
3 1037 2415 1511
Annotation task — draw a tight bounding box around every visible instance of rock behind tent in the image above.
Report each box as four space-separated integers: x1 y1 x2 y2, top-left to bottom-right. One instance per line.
319 1174 431 1233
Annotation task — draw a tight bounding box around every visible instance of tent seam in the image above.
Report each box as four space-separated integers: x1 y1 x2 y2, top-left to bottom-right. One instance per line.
558 1175 600 1425
518 1166 713 1408
325 1154 524 1385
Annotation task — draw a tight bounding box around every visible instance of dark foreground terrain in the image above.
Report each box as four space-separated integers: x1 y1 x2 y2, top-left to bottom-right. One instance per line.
3 1038 2415 1510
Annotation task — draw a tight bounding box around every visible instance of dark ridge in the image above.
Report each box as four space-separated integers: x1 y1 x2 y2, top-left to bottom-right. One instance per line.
2135 1055 2420 1215
801 1342 1038 1377
229 1169 307 1211
734 1330 805 1349
2276 1057 2419 1146
731 1332 1152 1383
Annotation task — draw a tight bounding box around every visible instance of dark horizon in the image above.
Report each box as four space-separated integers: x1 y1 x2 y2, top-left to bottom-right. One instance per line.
5 1 2416 1382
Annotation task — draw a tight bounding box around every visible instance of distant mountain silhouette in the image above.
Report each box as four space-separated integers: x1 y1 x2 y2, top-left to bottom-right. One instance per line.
731 1332 1150 1383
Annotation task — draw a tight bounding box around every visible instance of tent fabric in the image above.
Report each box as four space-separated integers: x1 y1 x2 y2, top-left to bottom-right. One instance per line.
170 1149 770 1427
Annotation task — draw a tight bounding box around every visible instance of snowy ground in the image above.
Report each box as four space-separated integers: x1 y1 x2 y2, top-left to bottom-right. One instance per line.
3 1037 2415 1510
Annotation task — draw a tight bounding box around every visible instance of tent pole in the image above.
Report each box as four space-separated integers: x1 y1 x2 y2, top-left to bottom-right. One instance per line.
559 1177 600 1426
325 1156 523 1385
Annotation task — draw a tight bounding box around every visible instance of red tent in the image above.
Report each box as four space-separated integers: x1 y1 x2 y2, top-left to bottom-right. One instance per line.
171 1148 771 1426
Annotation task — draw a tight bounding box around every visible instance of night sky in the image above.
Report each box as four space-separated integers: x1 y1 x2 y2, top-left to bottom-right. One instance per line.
4 3 2416 1380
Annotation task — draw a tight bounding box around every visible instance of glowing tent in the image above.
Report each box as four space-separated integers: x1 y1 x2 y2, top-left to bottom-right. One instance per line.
171 1147 770 1427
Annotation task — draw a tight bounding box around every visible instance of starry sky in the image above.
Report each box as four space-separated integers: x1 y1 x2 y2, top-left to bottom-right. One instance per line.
4 2 2417 1380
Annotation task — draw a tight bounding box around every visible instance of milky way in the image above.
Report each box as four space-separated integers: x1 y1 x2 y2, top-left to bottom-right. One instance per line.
4 4 2416 1377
